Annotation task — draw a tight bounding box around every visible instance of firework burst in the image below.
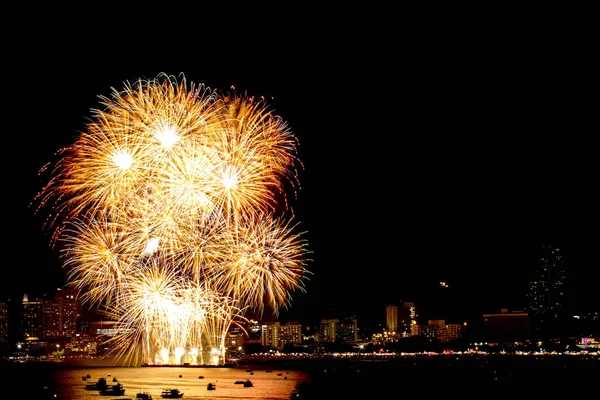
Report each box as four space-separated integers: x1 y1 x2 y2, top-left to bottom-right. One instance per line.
34 72 311 366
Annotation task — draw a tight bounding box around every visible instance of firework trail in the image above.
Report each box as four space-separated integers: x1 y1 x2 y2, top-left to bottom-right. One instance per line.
34 73 311 366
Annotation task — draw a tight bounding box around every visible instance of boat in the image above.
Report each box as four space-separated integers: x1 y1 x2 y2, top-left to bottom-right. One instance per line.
207 383 216 390
137 392 153 400
85 377 108 390
234 380 245 384
99 382 126 396
243 379 253 387
160 388 184 398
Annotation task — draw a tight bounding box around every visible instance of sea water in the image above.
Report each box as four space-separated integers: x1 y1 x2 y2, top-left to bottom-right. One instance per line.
1 355 597 399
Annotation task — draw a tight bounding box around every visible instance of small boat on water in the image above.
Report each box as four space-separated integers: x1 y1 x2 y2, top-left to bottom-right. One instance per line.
243 379 253 387
137 392 153 400
85 377 108 390
99 382 125 396
160 388 184 398
207 383 216 390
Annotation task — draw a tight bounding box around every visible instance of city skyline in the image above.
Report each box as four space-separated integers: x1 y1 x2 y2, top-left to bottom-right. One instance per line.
5 11 599 328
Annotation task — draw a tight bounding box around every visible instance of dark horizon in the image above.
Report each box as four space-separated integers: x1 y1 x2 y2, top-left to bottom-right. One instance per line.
3 240 597 330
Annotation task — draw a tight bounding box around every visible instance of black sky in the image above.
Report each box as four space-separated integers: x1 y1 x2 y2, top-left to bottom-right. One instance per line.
4 7 599 328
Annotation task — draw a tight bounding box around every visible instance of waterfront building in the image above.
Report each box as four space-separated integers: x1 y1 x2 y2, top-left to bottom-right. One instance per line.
319 317 358 343
482 309 530 344
418 320 462 342
22 294 44 341
0 298 9 343
527 244 568 338
386 304 398 333
400 301 419 336
43 288 80 339
319 319 336 342
65 332 100 354
225 332 245 351
261 321 302 349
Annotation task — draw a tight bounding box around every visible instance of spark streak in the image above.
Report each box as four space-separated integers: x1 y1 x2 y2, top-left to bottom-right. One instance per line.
34 73 311 366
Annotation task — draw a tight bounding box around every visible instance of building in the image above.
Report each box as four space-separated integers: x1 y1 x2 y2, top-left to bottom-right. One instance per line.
43 288 80 339
21 294 44 341
65 332 100 354
482 309 530 344
88 321 118 337
386 304 398 333
319 317 358 343
336 317 358 343
400 302 419 336
418 320 462 343
261 321 302 349
319 319 337 343
527 244 568 337
225 332 245 352
0 298 9 343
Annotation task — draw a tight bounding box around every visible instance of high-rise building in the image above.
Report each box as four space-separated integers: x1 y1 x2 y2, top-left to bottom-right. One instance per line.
44 288 80 339
260 321 302 349
335 317 358 343
22 294 44 341
386 304 398 333
399 302 419 336
319 319 337 343
0 298 9 343
527 244 568 337
319 317 359 343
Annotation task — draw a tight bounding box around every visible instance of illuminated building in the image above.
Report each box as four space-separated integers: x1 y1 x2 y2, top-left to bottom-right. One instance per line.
527 244 568 337
65 332 100 354
0 298 8 343
89 320 118 337
21 294 44 341
418 320 462 342
43 288 80 339
386 304 398 333
225 332 244 351
319 317 358 343
319 319 336 343
400 302 419 336
261 321 302 349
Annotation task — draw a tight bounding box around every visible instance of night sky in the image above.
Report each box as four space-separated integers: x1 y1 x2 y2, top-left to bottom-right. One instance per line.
4 8 598 329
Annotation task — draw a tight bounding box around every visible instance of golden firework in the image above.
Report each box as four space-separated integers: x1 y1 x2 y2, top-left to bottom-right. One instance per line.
34 73 311 366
